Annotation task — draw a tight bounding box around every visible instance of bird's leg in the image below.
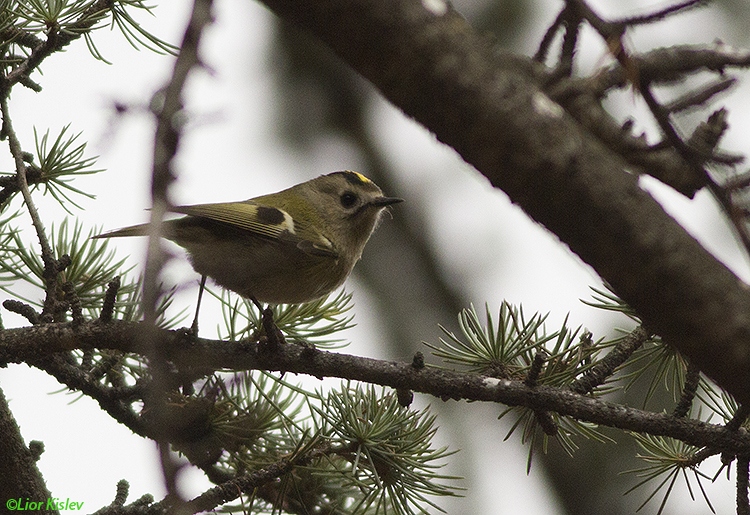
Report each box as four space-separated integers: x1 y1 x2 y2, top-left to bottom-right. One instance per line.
251 297 286 348
190 275 207 336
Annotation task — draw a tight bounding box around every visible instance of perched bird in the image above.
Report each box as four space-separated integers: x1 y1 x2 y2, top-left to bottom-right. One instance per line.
94 171 402 305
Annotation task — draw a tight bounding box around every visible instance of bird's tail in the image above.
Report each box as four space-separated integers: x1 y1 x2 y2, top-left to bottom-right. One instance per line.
92 223 153 239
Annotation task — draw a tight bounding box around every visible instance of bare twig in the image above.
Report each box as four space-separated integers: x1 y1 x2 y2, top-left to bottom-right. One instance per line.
589 44 750 94
565 0 625 45
727 405 750 432
2 300 40 325
100 276 121 323
665 76 736 113
571 326 649 395
672 361 700 418
558 10 581 77
525 351 557 436
143 0 215 508
62 282 84 328
615 0 708 26
534 7 568 63
525 351 547 388
0 95 61 322
180 441 333 514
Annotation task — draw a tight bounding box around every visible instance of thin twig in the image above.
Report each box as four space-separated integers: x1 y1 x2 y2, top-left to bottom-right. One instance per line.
2 299 40 325
707 180 750 260
597 44 750 94
727 405 750 432
722 170 750 192
0 95 61 321
534 7 567 63
62 282 84 328
100 276 121 322
525 351 557 436
571 326 649 395
142 0 215 507
29 352 145 434
181 441 333 514
615 0 708 26
525 351 547 388
665 76 736 113
558 8 581 77
672 361 700 418
565 0 624 43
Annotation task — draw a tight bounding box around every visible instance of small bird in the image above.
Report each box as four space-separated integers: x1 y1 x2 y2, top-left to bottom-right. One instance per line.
94 171 402 306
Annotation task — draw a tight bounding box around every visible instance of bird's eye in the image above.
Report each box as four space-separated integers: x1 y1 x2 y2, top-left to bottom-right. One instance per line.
340 191 358 208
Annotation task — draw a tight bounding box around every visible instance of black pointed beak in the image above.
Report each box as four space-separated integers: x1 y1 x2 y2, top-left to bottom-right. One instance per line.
371 196 404 208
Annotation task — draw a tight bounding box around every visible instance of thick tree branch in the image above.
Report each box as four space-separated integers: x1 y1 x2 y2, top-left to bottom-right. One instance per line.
2 321 750 456
0 387 53 514
254 0 750 405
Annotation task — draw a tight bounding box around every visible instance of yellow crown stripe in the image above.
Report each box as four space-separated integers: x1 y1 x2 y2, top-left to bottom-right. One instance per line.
349 171 372 184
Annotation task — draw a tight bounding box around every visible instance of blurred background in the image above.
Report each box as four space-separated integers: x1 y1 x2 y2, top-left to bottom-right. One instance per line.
2 0 750 513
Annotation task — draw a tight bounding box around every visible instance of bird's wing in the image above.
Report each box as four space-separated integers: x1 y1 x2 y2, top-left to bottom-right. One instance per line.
172 201 338 259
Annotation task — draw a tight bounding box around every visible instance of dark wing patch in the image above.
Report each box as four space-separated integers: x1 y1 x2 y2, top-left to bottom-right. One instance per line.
172 201 339 258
